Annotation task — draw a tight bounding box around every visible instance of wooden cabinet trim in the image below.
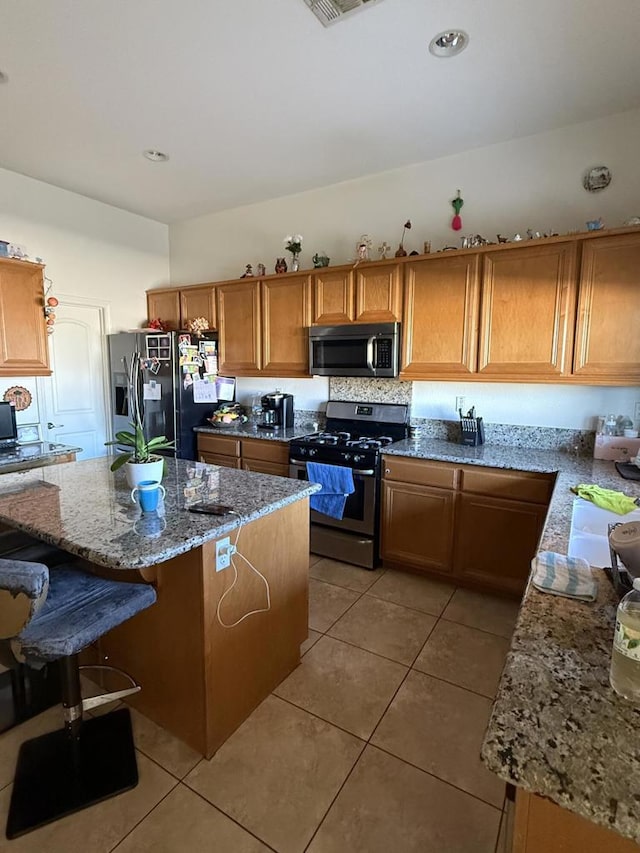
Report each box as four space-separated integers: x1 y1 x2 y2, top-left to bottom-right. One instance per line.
460 466 555 505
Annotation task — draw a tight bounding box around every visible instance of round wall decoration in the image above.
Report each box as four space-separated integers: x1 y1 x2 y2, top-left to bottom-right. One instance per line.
3 385 32 411
583 166 612 193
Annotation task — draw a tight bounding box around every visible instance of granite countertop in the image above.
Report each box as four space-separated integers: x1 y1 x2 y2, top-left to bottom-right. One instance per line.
0 457 319 570
384 436 640 842
194 423 315 442
0 441 81 471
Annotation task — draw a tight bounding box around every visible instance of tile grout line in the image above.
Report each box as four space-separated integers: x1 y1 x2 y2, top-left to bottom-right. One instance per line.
180 781 280 853
107 771 180 853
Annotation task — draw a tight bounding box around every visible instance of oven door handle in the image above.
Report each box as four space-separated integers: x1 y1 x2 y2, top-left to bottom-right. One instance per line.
290 460 376 477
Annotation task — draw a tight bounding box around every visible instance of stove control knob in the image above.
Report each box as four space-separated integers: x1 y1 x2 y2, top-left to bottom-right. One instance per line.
309 448 317 457
300 447 307 456
353 454 363 463
343 453 351 460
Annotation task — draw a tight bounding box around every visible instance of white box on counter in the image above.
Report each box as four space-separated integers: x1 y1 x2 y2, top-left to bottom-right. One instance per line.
593 434 640 461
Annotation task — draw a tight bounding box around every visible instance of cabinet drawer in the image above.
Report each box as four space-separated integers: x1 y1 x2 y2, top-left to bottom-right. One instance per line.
197 433 241 457
198 451 242 469
241 459 289 477
240 438 289 465
460 466 554 505
382 455 456 489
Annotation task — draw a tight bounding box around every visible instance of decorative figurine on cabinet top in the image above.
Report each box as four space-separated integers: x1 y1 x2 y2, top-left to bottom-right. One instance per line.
312 252 330 268
378 241 390 260
275 257 288 274
240 264 254 278
586 218 604 231
355 234 372 263
395 220 411 257
451 190 464 231
256 263 266 277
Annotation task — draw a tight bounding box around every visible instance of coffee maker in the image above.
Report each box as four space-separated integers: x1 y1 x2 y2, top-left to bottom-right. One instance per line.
258 392 294 430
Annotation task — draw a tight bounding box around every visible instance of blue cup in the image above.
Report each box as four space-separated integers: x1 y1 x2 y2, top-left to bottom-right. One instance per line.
131 480 165 513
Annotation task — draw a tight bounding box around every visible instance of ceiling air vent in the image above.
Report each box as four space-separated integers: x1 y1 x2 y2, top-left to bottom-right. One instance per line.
304 0 385 27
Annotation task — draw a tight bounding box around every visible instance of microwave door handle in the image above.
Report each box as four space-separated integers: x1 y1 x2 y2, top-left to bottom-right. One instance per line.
366 337 376 372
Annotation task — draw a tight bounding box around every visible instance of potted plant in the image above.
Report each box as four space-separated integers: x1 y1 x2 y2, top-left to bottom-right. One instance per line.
105 351 174 488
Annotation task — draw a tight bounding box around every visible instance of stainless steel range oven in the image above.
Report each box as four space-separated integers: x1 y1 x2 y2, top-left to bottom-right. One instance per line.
289 401 408 568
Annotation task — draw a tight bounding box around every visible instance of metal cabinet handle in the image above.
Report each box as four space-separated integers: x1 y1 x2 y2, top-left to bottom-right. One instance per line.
47 422 64 429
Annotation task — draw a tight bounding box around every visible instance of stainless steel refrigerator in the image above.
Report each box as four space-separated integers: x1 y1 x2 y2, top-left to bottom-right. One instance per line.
108 331 228 461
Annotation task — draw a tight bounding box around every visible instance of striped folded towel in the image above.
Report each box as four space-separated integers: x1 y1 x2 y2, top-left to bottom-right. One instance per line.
531 551 598 601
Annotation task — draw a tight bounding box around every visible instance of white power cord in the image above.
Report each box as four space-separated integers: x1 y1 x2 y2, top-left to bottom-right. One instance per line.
216 515 271 628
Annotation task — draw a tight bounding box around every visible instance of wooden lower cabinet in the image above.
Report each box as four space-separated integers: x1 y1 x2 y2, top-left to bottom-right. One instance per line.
381 455 553 596
454 493 548 595
513 789 640 852
197 433 289 477
381 480 455 574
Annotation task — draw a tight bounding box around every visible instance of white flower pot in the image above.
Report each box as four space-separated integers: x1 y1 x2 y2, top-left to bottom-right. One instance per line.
125 457 165 489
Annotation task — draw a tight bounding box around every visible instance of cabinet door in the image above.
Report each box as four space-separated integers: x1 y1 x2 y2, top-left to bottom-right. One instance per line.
146 290 181 331
180 285 216 330
0 261 50 376
401 255 480 378
261 275 311 376
217 281 261 375
241 458 289 477
312 269 355 324
354 263 402 323
198 450 242 469
573 233 640 383
381 480 455 574
478 243 577 379
454 493 547 596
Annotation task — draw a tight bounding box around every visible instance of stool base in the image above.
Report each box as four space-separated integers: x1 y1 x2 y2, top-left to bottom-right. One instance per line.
6 707 138 839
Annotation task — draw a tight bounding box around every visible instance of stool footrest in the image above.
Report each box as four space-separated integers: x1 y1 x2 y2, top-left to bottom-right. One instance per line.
6 707 138 839
79 663 141 712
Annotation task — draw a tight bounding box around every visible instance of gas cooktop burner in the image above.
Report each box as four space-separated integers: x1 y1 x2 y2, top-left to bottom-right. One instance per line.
301 431 395 450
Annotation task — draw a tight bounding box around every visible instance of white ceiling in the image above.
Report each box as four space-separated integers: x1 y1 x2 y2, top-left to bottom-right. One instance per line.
1 0 639 223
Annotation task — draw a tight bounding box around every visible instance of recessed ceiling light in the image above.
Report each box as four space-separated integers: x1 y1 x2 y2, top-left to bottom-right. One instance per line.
143 149 169 162
429 30 469 58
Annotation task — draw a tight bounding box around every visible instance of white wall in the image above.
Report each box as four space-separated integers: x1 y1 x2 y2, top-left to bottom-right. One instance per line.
169 107 640 428
0 167 170 438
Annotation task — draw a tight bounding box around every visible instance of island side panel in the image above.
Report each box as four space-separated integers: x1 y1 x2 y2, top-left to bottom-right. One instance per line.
95 547 209 755
202 497 309 757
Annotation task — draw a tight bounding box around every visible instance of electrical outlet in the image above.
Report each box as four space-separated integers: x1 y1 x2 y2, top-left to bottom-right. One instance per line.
455 396 466 414
216 537 231 571
635 402 640 423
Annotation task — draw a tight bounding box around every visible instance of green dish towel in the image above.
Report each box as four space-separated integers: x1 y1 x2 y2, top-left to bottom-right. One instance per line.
571 484 639 515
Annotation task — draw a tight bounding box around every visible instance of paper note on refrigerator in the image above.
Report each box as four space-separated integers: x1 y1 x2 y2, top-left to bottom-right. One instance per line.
143 381 162 401
193 378 217 404
215 376 235 401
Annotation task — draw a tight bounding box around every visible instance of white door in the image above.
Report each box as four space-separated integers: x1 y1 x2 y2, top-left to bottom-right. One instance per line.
40 301 109 460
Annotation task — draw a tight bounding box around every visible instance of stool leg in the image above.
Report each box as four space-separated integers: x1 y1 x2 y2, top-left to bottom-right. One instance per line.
60 653 83 739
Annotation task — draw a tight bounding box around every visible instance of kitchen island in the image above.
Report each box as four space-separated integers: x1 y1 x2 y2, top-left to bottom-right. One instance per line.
0 457 320 757
0 440 80 474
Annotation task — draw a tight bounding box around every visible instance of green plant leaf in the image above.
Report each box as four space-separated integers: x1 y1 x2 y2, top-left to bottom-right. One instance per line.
110 452 133 471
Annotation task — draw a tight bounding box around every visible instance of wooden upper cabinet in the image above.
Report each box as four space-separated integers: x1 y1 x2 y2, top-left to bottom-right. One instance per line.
312 268 355 325
573 232 640 383
478 242 578 379
0 259 50 376
180 285 216 330
146 290 181 331
217 280 261 375
261 275 311 376
401 254 480 378
354 263 402 323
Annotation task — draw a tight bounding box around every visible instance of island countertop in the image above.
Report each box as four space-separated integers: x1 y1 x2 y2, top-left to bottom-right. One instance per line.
0 441 82 472
0 457 319 570
384 437 640 842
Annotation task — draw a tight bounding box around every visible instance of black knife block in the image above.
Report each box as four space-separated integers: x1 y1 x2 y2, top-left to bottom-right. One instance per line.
460 416 485 446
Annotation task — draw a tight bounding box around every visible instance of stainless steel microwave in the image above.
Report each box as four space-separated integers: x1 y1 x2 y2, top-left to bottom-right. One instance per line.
308 322 400 378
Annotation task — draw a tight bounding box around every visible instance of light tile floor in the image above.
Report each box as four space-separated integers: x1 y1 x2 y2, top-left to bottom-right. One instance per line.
0 556 519 852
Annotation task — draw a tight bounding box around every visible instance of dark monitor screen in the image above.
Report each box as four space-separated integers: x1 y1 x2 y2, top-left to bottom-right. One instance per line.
0 402 18 445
